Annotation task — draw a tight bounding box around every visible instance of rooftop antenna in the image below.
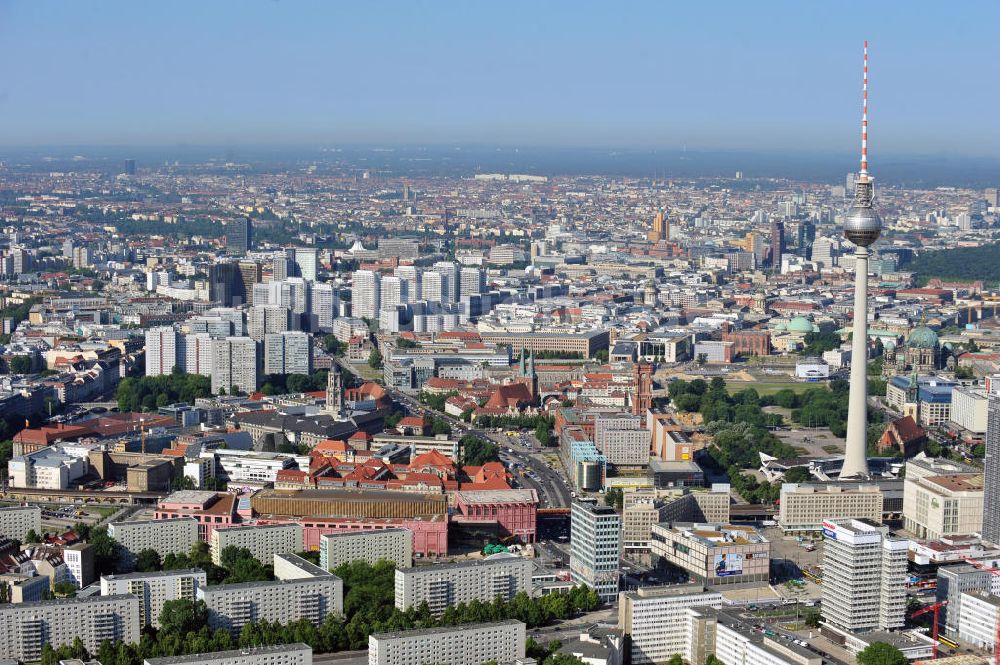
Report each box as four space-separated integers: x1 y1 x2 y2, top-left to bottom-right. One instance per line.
860 40 869 181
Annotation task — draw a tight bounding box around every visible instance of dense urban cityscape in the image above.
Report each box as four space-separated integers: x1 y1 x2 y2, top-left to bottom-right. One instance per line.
3 5 1000 665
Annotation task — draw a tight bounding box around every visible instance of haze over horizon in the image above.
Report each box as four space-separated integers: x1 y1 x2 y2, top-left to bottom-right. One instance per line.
3 0 999 158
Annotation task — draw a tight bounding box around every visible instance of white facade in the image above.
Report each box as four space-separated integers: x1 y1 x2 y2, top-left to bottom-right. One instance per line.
211 336 258 395
108 518 199 568
248 306 290 341
368 620 525 665
957 591 1000 649
352 270 381 319
319 528 412 571
951 386 990 434
101 568 207 627
0 505 41 541
183 332 214 376
820 519 908 632
198 574 343 634
394 554 532 613
264 331 312 375
619 587 723 665
210 524 304 565
594 415 652 466
570 500 621 602
310 282 337 332
146 326 179 376
143 643 313 665
0 594 141 662
211 449 297 485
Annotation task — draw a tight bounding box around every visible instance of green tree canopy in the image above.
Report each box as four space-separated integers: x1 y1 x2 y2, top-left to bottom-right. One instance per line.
856 642 908 665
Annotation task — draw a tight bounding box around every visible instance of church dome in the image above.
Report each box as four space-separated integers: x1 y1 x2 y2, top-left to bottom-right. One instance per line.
787 316 815 334
908 326 939 349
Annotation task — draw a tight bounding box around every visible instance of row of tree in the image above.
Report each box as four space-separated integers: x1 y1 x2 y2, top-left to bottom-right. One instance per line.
116 370 212 412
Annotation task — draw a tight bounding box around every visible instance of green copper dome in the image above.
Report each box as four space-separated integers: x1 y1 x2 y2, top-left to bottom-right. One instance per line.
787 316 815 334
908 326 939 349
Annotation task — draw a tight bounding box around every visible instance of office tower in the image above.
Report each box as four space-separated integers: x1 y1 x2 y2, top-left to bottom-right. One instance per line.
459 267 485 299
570 499 621 602
984 395 1000 545
395 265 421 301
10 247 30 274
769 220 785 271
248 306 289 341
422 270 446 303
820 519 908 632
124 158 137 175
293 247 318 281
433 261 460 302
326 364 344 418
209 262 243 307
352 269 381 319
183 333 213 376
145 326 179 376
811 236 836 269
238 260 262 304
798 220 816 257
842 42 882 480
272 252 292 281
620 586 724 665
264 331 312 375
211 337 258 395
226 217 253 255
101 568 207 628
647 210 669 243
380 275 409 310
310 281 336 331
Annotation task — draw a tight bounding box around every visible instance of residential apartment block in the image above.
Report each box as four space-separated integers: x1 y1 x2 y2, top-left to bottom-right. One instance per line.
393 553 532 613
319 527 412 571
368 620 526 665
108 517 199 569
210 523 304 565
101 568 207 628
0 505 41 541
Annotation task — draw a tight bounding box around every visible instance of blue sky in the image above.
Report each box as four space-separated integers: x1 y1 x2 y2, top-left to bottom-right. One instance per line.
1 0 998 155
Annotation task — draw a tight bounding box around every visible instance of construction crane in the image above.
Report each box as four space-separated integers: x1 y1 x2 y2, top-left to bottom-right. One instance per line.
910 600 947 659
960 557 1000 665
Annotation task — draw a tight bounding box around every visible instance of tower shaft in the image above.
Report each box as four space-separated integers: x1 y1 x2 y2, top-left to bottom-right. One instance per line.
843 246 871 478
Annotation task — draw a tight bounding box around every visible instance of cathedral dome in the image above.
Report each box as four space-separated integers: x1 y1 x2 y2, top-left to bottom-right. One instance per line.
787 316 815 334
907 326 939 349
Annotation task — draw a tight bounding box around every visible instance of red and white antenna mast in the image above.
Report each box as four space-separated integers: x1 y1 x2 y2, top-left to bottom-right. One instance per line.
860 40 870 181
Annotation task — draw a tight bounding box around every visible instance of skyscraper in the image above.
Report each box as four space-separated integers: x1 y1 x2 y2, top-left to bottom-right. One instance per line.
647 211 669 243
264 331 312 376
124 159 137 176
983 394 1000 545
769 220 785 272
820 519 908 633
293 247 318 281
145 327 179 376
210 337 257 395
352 270 381 319
842 41 882 480
433 262 460 303
570 499 621 602
208 263 243 307
226 217 253 255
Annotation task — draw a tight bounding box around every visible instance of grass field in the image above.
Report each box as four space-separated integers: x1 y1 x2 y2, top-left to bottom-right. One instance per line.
725 380 828 397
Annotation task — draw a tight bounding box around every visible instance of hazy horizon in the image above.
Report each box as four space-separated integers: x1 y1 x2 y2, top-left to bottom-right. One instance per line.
3 1 1000 156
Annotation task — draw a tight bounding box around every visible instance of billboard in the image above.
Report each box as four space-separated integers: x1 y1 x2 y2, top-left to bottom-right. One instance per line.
713 553 744 577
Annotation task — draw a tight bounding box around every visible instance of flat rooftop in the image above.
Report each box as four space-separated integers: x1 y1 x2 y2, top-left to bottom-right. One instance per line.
371 619 523 641
143 643 311 665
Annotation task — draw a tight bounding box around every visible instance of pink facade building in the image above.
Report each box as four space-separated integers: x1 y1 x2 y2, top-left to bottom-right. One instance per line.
453 489 538 542
256 514 448 556
154 490 238 541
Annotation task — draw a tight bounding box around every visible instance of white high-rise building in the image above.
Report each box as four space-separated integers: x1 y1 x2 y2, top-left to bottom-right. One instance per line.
433 262 460 303
108 518 199 570
183 333 214 376
210 524 304 565
570 499 621 602
0 505 41 541
264 331 312 375
394 554 533 614
380 276 409 310
395 265 421 301
421 270 446 304
310 282 337 331
101 568 207 628
619 586 724 665
352 270 381 319
249 306 290 341
319 528 412 571
459 267 485 299
293 247 318 281
820 518 908 633
211 337 258 395
146 326 179 376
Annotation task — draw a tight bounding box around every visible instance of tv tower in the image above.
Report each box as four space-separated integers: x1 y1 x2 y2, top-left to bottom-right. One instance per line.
842 40 882 479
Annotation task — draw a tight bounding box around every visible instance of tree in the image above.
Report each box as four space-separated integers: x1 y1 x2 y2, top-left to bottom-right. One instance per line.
783 466 811 483
856 642 908 665
535 422 552 446
25 528 41 543
667 656 685 665
159 598 209 636
322 334 345 356
704 656 726 665
696 353 708 366
135 548 162 572
804 609 821 628
368 348 383 369
604 487 623 511
8 355 31 374
972 443 987 458
462 435 500 466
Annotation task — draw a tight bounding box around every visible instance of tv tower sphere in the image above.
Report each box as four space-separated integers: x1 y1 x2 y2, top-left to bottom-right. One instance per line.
843 182 882 247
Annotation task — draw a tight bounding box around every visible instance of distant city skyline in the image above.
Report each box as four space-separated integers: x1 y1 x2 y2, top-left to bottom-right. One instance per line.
2 1 999 156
